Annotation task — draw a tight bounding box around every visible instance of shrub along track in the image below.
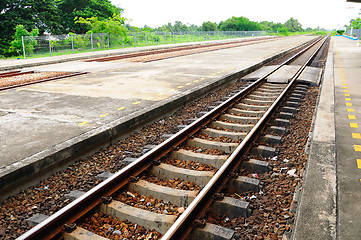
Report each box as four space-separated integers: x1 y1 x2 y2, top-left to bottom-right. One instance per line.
0 36 328 240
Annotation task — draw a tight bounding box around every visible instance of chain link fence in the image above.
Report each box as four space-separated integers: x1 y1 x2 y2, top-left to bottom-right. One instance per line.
22 31 266 59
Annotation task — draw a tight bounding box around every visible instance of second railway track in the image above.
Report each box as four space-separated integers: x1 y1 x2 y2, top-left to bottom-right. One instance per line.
3 35 329 240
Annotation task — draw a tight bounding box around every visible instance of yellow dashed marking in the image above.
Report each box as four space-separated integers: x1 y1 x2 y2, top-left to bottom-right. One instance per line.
100 113 110 118
217 71 222 74
185 83 192 86
0 92 8 95
132 101 141 105
78 121 88 126
345 94 351 96
193 80 199 83
344 90 349 92
357 159 361 169
355 145 361 152
345 98 351 101
348 115 356 120
158 93 164 96
200 78 205 80
177 86 184 89
343 87 348 89
168 89 176 92
347 108 354 112
350 123 359 128
145 97 152 100
117 107 125 110
346 102 353 107
343 83 347 85
207 75 212 78
352 133 361 139
16 89 25 91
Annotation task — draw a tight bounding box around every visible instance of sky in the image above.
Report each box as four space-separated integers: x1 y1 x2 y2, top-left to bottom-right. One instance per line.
110 0 361 30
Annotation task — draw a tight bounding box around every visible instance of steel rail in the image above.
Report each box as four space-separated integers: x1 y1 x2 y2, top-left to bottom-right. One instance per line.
161 35 329 240
85 37 279 62
17 36 324 240
0 72 87 91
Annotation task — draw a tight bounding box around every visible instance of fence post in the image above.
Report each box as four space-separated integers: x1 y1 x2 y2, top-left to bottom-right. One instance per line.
165 32 166 44
91 33 93 51
180 32 182 43
134 32 136 47
21 36 26 59
107 33 110 50
145 32 147 46
156 32 158 45
48 35 52 57
122 36 124 48
71 35 74 54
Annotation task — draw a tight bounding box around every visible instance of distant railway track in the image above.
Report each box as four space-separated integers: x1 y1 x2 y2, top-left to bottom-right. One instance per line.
15 35 329 240
85 36 281 63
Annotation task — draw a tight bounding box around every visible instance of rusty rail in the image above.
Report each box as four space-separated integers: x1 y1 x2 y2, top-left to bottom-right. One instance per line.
161 35 329 240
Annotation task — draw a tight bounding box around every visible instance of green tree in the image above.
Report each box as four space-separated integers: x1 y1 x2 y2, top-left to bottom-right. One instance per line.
57 0 123 33
0 0 60 56
201 21 217 31
351 18 361 29
219 17 262 31
10 25 39 56
284 18 303 32
75 14 127 36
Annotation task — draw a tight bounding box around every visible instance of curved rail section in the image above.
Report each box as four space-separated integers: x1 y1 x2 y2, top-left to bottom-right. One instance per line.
17 35 328 240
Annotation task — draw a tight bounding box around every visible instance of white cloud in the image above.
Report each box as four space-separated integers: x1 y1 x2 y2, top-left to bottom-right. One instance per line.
111 0 361 30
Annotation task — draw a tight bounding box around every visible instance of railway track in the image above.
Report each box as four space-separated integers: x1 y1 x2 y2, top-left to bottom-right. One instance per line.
84 37 280 63
15 35 329 240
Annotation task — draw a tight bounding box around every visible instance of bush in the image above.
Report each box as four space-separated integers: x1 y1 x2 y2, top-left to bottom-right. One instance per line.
336 30 345 35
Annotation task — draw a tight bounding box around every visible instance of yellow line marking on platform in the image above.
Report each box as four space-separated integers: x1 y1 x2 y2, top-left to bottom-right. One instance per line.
343 83 347 85
357 159 361 169
145 97 152 100
0 92 8 95
185 83 192 85
132 101 141 105
347 108 354 112
16 89 24 91
168 89 176 92
350 123 359 128
344 90 349 93
100 113 109 118
345 94 351 96
158 93 164 96
335 48 346 80
345 98 351 101
217 71 222 74
78 121 88 126
352 133 361 139
117 107 125 110
348 115 357 120
355 145 361 152
177 86 184 89
193 80 199 83
343 87 348 89
346 103 353 107
207 75 212 78
200 78 205 80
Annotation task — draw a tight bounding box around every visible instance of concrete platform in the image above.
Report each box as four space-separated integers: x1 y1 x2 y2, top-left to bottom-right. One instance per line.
0 35 317 200
293 36 361 239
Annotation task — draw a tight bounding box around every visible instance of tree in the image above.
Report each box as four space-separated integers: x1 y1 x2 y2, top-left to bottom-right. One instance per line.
10 25 39 56
56 0 123 33
351 18 361 29
0 0 60 56
284 18 303 32
201 21 217 31
219 17 261 31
